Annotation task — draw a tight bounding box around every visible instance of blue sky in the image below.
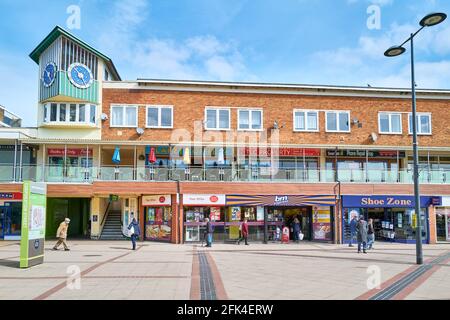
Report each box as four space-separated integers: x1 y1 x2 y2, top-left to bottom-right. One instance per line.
1 0 449 126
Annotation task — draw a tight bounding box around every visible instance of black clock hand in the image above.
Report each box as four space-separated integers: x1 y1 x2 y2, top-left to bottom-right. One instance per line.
75 66 87 86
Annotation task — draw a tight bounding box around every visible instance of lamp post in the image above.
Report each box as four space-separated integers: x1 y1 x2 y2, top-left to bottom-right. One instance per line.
384 12 447 265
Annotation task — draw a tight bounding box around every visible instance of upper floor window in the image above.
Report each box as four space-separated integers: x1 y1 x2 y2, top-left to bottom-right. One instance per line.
43 103 96 125
111 105 138 127
205 107 230 130
325 111 350 132
238 109 263 131
294 110 319 132
146 105 173 128
379 112 402 134
409 113 431 135
104 68 110 81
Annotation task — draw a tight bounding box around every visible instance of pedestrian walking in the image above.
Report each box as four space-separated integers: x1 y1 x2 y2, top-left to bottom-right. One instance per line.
367 218 375 250
127 214 140 250
53 218 71 251
292 217 301 243
237 218 249 245
205 218 213 247
356 217 368 254
349 214 358 247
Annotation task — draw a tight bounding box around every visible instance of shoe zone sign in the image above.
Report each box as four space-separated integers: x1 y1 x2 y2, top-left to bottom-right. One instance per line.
20 181 47 268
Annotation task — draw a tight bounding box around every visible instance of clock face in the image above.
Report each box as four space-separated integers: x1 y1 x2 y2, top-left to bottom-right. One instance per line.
42 62 57 87
68 63 94 89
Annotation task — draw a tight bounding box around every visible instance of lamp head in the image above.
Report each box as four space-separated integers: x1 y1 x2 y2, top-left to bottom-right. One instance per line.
420 12 447 27
384 46 406 57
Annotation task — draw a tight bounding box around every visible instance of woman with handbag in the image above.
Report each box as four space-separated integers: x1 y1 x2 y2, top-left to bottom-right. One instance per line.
127 213 140 250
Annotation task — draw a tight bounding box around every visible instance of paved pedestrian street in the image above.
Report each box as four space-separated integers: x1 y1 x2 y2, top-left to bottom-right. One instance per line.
0 241 449 300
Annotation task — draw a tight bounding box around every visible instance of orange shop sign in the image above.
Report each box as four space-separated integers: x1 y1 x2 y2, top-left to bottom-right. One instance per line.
142 195 172 206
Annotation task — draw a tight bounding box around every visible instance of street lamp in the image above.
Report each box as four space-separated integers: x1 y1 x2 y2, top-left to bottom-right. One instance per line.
384 12 447 265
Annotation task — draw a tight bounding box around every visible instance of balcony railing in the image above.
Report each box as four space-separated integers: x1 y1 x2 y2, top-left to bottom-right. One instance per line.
1 164 450 184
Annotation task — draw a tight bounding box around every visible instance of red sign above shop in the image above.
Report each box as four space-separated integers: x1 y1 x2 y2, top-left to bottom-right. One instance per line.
241 147 320 157
47 148 93 157
0 193 22 200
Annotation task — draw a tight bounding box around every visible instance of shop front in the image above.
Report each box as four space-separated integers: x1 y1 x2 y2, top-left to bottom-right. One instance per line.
342 195 437 244
436 196 450 242
0 192 23 240
183 194 226 242
226 195 336 242
142 195 172 242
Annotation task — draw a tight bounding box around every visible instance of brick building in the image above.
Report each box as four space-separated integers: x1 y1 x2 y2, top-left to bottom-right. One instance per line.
1 26 450 244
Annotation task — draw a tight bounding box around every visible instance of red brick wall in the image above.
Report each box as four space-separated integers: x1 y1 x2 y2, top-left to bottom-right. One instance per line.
102 88 450 147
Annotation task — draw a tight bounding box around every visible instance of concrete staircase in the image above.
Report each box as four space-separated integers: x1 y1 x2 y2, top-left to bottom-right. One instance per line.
100 210 125 240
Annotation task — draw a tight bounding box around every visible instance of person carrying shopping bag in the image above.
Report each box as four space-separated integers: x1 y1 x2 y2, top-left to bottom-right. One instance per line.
127 214 140 250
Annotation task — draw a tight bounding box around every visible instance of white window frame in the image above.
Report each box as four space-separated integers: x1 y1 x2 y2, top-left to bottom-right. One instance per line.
145 105 173 129
110 104 138 128
204 107 231 131
293 109 319 132
408 112 432 135
378 112 403 135
43 102 96 125
325 110 351 133
237 108 263 131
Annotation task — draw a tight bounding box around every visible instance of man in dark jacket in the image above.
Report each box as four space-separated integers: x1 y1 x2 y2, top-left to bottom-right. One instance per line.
349 215 358 247
238 218 249 245
356 217 368 254
205 218 213 247
128 214 141 250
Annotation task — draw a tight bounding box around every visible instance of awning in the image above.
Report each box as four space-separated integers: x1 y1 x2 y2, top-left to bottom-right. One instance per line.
226 195 336 206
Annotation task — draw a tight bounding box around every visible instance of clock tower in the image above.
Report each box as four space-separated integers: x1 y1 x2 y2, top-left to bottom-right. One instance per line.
29 26 120 138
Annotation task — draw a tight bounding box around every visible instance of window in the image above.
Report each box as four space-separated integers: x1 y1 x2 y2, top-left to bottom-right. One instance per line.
146 105 173 128
326 111 350 132
294 110 319 131
43 103 97 125
70 104 77 122
238 109 263 130
104 68 109 81
205 108 230 130
408 113 431 135
79 104 86 122
43 104 48 122
378 113 402 134
111 105 138 127
59 104 66 122
90 105 96 124
50 104 57 122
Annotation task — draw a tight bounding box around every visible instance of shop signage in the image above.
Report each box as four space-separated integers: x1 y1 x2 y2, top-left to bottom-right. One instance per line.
241 147 320 157
441 196 450 207
183 194 226 206
282 227 290 243
109 194 119 201
342 195 433 208
0 192 22 200
226 195 336 207
326 149 405 158
142 195 172 206
20 181 47 268
0 145 33 151
256 206 264 221
47 148 93 157
210 207 221 221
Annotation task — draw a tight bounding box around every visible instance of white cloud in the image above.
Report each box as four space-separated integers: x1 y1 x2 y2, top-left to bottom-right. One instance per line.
303 19 450 89
98 0 256 82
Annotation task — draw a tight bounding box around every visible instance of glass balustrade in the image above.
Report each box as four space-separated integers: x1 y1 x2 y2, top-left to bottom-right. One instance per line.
0 165 449 184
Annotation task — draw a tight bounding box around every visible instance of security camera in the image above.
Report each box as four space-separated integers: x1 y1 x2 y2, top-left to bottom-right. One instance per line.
136 128 145 135
370 132 378 142
101 113 108 121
